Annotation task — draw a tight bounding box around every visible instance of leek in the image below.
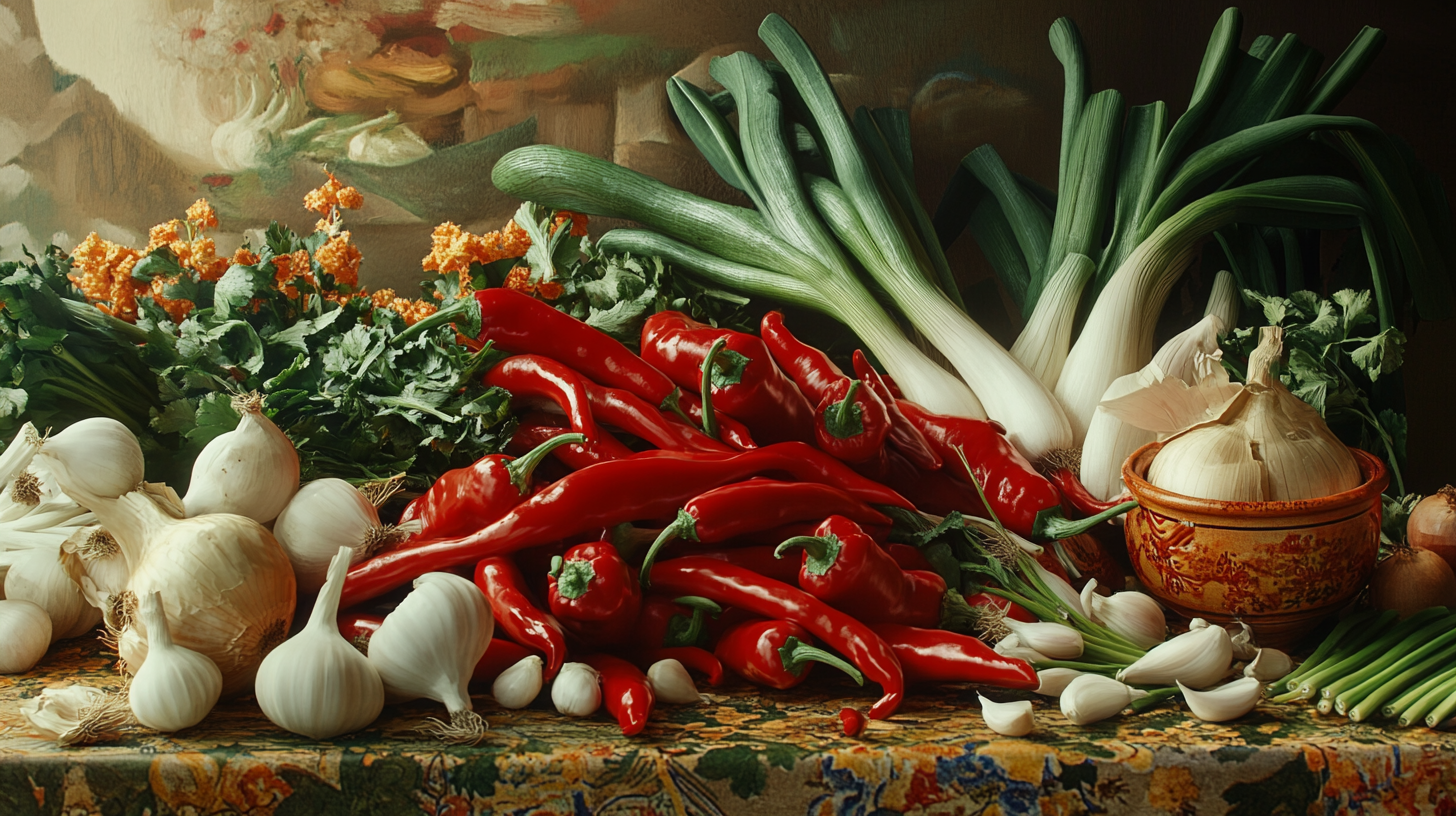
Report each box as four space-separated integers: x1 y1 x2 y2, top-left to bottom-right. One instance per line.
1009 253 1094 388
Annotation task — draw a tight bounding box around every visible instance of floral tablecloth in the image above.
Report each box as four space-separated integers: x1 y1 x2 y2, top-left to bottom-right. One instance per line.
2 640 1455 815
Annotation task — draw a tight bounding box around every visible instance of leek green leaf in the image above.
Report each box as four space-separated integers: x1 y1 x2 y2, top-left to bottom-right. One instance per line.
1301 26 1386 115
666 76 766 211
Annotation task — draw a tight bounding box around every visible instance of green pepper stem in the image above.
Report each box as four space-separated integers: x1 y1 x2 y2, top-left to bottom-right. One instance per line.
507 432 586 495
639 508 698 590
698 337 727 441
778 636 865 685
659 387 695 426
824 380 866 439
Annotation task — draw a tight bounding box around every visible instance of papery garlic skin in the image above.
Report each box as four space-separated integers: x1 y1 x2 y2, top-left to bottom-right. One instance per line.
273 479 399 593
1178 677 1263 722
129 591 222 732
57 526 129 619
978 694 1035 736
552 662 601 717
1083 580 1166 650
20 684 129 745
492 656 543 710
3 544 100 641
1003 619 1084 660
255 546 384 740
368 572 492 717
1230 622 1258 661
1035 668 1083 697
1117 618 1232 689
182 393 300 523
36 418 145 500
0 599 51 673
1244 648 1295 682
995 633 1049 663
648 659 703 705
1060 674 1146 725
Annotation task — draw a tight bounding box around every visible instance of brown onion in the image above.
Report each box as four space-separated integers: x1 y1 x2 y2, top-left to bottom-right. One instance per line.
1368 543 1456 619
1409 485 1456 575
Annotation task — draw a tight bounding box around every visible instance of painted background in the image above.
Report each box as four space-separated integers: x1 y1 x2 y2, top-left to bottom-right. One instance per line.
0 0 1452 489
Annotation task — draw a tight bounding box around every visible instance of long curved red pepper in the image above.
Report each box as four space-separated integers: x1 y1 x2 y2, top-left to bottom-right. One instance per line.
547 540 641 647
676 395 758 451
642 311 815 445
581 653 655 736
775 515 945 629
474 556 568 680
341 443 912 608
714 618 865 690
582 379 732 454
508 415 633 470
849 350 941 471
638 479 892 586
636 646 724 686
691 546 804 585
868 623 1037 689
759 311 843 404
401 431 586 538
482 355 600 442
648 557 905 719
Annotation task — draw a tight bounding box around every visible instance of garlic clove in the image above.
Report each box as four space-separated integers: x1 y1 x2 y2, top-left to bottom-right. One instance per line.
182 393 300 523
1116 620 1232 689
0 599 51 673
492 656 543 710
994 633 1050 663
1178 676 1264 722
1003 619 1084 660
552 662 601 717
1243 648 1295 682
274 479 404 593
648 659 704 705
1059 674 1145 725
129 590 223 732
20 684 130 746
978 694 1035 736
1230 621 1258 661
1035 668 1083 697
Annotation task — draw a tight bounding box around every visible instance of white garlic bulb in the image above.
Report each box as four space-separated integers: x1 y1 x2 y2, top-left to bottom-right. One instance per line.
0 598 51 673
255 546 384 740
979 694 1035 736
20 684 131 745
57 525 130 621
368 571 492 743
1117 618 1233 689
492 655 544 710
1178 676 1264 722
1060 674 1146 725
36 417 145 500
3 543 100 641
182 393 299 523
273 479 408 593
1081 580 1166 650
1002 619 1084 660
552 662 601 717
129 590 222 732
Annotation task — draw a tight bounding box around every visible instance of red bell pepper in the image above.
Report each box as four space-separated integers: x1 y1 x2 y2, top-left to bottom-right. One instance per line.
635 646 724 686
813 378 891 464
714 618 865 689
641 311 815 444
648 557 905 719
775 515 945 628
508 415 634 470
470 638 540 685
869 623 1038 689
638 479 892 586
474 556 568 680
635 594 722 649
482 354 600 442
849 350 941 471
548 539 641 646
400 431 586 539
581 653 655 736
341 443 913 608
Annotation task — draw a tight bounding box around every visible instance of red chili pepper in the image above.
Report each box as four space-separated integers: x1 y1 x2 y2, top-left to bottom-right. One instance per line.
869 623 1038 689
963 590 1038 624
636 646 724 686
713 618 865 690
641 311 815 444
508 414 633 470
648 557 905 719
474 556 568 680
813 379 891 464
401 431 587 537
342 443 913 608
638 479 892 586
759 311 845 404
775 515 945 628
872 444 990 518
547 540 641 647
691 546 804 585
337 612 384 653
635 594 722 649
839 707 868 737
885 543 934 573
581 378 731 454
850 350 941 472
1047 467 1133 516
471 638 540 684
581 653 655 736
482 355 600 442
676 395 758 451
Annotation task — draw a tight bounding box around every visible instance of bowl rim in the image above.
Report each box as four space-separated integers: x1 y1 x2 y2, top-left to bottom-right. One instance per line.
1122 441 1389 521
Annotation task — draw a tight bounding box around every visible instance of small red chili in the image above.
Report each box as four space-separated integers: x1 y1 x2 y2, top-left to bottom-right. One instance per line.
869 623 1038 689
474 556 568 680
482 354 600 442
849 350 941 471
581 653 655 736
713 618 865 690
839 707 868 738
775 515 945 628
547 540 642 647
813 378 892 464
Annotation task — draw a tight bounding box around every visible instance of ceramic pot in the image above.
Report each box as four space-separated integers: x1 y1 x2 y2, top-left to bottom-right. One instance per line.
1121 443 1387 649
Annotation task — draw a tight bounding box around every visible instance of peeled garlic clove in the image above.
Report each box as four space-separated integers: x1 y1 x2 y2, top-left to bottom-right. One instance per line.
1116 619 1232 689
20 684 130 746
1088 590 1167 650
493 656 543 710
995 633 1049 663
129 590 223 732
0 599 51 673
1060 674 1145 725
182 393 299 523
1003 619 1084 660
552 662 601 717
3 544 100 641
1244 648 1295 682
1178 676 1263 722
978 694 1035 736
1230 622 1258 661
648 659 703 705
1035 668 1083 697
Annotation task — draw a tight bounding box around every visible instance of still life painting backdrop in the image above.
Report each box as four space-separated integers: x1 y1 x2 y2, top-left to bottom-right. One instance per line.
0 0 1452 485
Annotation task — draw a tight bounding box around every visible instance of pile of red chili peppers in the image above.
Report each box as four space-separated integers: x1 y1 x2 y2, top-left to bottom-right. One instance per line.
340 288 1132 736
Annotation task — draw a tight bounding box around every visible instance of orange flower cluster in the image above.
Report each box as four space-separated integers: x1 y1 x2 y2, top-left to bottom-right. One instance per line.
304 172 364 232
370 288 439 324
315 232 361 289
272 250 314 299
420 210 589 301
68 233 144 321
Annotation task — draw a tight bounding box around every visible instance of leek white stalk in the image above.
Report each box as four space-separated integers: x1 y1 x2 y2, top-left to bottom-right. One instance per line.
1117 618 1233 688
1010 253 1096 388
1203 270 1239 338
978 694 1035 737
1178 676 1263 722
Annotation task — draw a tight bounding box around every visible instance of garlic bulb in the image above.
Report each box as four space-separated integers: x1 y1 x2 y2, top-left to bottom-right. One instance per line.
256 546 384 739
58 526 130 621
0 598 51 672
979 694 1035 736
368 571 492 743
492 656 543 710
648 659 703 705
59 485 296 698
3 543 100 640
1117 618 1232 689
1148 326 1362 501
0 422 42 488
20 684 131 746
273 479 410 593
1035 668 1083 697
552 662 601 717
1178 676 1263 722
1060 674 1146 725
129 590 222 732
1002 619 1084 660
1244 648 1295 682
1081 579 1166 650
182 393 299 523
36 417 145 500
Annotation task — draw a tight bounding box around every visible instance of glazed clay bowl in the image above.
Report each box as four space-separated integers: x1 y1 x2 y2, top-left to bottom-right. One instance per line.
1121 442 1388 649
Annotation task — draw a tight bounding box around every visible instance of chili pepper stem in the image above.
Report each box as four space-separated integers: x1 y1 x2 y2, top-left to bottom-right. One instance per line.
507 433 587 494
778 636 865 685
774 535 842 576
639 509 699 589
698 337 728 441
825 380 865 439
659 388 696 426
